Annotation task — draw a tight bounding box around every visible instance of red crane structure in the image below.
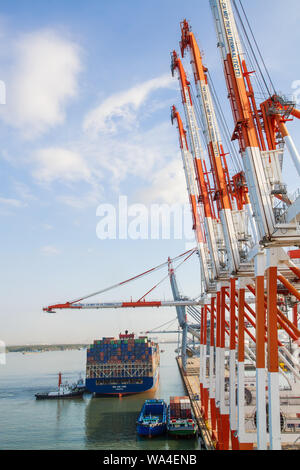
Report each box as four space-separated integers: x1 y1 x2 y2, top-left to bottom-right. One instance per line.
171 0 300 451
43 249 201 313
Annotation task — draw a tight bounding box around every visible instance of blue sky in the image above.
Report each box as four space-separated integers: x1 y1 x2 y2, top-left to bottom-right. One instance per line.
1 0 300 345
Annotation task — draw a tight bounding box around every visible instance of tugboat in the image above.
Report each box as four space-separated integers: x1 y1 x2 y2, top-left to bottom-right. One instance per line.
136 399 167 437
35 372 86 400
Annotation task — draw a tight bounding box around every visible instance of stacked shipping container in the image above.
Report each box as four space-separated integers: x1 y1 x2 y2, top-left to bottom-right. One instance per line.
85 333 160 395
169 396 192 419
87 335 158 365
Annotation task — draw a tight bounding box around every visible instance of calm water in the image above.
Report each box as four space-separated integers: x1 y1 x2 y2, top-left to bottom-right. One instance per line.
0 343 201 450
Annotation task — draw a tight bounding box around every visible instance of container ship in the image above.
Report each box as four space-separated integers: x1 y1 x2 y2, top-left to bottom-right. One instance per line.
85 331 160 396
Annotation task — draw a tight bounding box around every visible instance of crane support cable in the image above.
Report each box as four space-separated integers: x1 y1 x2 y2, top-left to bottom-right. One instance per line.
52 248 197 306
187 305 201 318
187 311 201 324
188 305 202 316
207 71 242 174
145 317 179 333
187 308 201 323
137 248 197 302
137 273 171 303
233 0 277 96
234 15 268 101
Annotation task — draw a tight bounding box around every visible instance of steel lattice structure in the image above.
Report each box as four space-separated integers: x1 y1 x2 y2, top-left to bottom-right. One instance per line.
170 0 300 450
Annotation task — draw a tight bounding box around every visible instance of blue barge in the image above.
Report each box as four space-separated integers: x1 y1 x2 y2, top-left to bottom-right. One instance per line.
136 399 167 437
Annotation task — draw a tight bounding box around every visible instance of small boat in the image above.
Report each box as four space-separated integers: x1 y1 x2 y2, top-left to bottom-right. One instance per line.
136 399 167 437
167 397 197 438
35 372 86 400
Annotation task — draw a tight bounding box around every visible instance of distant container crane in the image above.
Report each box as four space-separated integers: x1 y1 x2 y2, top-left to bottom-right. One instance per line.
168 257 202 371
43 249 200 313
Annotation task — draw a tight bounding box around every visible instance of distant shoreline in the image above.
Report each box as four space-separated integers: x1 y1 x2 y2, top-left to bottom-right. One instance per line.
6 344 89 353
6 339 177 353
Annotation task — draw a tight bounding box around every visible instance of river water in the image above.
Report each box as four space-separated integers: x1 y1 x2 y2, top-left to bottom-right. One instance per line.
0 343 201 450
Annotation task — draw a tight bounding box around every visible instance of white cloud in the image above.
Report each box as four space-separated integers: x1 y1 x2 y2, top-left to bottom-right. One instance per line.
27 74 181 209
0 196 26 207
42 224 54 231
32 147 91 183
136 158 188 205
71 120 180 203
58 186 103 209
13 181 36 202
40 245 60 255
0 29 81 138
83 74 174 135
30 146 104 208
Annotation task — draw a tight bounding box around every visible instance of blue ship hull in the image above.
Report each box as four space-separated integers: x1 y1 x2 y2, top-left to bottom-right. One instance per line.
86 371 159 396
136 399 167 438
136 423 167 437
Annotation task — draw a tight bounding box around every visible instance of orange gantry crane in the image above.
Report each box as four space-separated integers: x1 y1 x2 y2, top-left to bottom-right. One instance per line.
171 51 226 284
171 0 300 451
170 103 213 293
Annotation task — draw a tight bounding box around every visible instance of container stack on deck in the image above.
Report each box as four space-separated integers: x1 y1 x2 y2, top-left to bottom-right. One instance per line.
86 335 158 366
170 396 192 419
